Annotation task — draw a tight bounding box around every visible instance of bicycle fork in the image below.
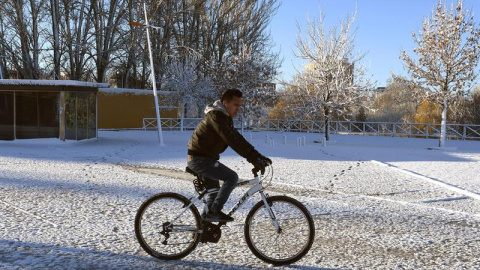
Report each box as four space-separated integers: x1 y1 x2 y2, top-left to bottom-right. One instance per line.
259 191 282 233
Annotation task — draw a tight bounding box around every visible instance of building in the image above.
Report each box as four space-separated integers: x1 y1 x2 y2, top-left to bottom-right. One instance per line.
97 88 178 129
0 80 108 140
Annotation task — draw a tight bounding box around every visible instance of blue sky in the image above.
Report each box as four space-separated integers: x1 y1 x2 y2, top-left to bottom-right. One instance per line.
269 0 480 87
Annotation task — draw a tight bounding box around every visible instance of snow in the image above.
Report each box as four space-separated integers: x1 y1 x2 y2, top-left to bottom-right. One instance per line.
1 130 479 269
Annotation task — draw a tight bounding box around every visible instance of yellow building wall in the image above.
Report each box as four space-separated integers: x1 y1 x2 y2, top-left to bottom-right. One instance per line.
98 92 177 129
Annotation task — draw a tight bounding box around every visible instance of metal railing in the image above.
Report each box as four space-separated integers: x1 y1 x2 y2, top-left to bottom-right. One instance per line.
142 117 480 140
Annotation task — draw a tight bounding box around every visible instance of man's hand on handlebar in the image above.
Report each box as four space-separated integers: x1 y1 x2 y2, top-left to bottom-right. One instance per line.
260 156 272 166
252 157 272 175
247 151 272 176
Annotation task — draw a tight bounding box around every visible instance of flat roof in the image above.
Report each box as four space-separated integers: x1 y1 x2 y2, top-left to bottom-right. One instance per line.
99 87 173 95
0 79 109 92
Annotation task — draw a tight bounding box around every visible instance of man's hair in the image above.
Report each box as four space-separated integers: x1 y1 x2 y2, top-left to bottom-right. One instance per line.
221 88 243 102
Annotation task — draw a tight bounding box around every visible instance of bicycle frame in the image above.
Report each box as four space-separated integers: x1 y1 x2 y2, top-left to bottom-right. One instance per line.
168 174 281 233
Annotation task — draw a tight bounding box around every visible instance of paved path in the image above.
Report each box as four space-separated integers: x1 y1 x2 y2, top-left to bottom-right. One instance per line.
1 158 479 269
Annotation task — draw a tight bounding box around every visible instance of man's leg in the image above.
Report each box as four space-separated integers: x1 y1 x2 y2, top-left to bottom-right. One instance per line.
202 176 219 216
208 166 238 213
187 157 238 221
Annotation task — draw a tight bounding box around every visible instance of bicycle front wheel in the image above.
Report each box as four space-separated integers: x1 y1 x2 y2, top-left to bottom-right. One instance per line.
244 195 315 265
135 192 201 260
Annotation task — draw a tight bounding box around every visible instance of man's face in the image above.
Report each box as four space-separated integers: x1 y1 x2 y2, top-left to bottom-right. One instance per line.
223 96 243 117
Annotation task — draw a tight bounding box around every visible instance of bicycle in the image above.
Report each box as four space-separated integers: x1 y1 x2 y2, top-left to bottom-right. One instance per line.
134 164 315 265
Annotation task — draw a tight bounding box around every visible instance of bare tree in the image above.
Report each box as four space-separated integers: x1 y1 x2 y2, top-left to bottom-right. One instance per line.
400 0 480 147
50 0 61 79
0 0 46 79
55 0 95 80
293 8 371 141
0 9 9 79
0 0 279 90
91 0 128 82
114 0 146 88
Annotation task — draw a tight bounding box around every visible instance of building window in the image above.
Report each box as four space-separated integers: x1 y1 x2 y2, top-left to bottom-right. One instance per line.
0 91 14 140
15 91 60 139
0 90 97 141
65 91 97 140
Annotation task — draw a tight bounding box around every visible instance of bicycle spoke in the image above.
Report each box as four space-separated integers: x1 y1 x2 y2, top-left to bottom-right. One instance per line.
135 193 201 260
245 196 315 265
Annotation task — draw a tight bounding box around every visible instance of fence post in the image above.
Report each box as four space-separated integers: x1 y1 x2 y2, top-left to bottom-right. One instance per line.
241 116 244 134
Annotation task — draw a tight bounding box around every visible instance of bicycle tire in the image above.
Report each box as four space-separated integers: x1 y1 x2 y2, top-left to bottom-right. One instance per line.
244 195 315 265
135 192 201 260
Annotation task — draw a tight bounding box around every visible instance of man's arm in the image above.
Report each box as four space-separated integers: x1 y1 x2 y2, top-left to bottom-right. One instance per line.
209 111 258 159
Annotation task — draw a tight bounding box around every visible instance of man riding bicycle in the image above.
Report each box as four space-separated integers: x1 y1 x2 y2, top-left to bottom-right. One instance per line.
187 88 272 223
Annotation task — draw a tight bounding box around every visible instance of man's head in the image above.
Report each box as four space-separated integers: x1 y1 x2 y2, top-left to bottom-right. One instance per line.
221 89 243 117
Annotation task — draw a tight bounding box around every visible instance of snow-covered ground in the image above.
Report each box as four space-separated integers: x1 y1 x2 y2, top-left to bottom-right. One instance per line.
0 130 479 269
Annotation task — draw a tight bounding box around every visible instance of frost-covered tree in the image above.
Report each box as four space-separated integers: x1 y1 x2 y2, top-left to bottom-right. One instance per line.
163 54 214 130
400 0 480 147
471 87 480 124
448 86 480 124
368 76 422 123
293 9 371 141
147 0 279 92
213 48 279 119
269 85 309 120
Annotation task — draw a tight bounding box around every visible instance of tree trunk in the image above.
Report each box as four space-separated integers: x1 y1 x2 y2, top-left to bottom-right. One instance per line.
324 108 330 141
439 96 448 148
59 91 66 141
51 0 60 79
180 101 185 133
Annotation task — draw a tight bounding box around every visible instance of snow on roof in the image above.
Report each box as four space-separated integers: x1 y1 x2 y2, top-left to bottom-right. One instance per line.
0 79 109 88
99 87 173 95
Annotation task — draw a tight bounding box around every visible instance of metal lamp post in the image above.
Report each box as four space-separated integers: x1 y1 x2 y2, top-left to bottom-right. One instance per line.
129 2 164 145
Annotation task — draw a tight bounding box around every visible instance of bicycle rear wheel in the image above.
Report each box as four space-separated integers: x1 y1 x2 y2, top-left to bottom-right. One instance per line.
244 195 315 265
135 192 201 260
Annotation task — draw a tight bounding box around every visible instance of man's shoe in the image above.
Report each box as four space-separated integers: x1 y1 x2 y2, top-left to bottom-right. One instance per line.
205 211 234 222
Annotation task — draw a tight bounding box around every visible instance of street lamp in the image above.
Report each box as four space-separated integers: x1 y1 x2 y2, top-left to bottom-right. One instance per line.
129 3 164 145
